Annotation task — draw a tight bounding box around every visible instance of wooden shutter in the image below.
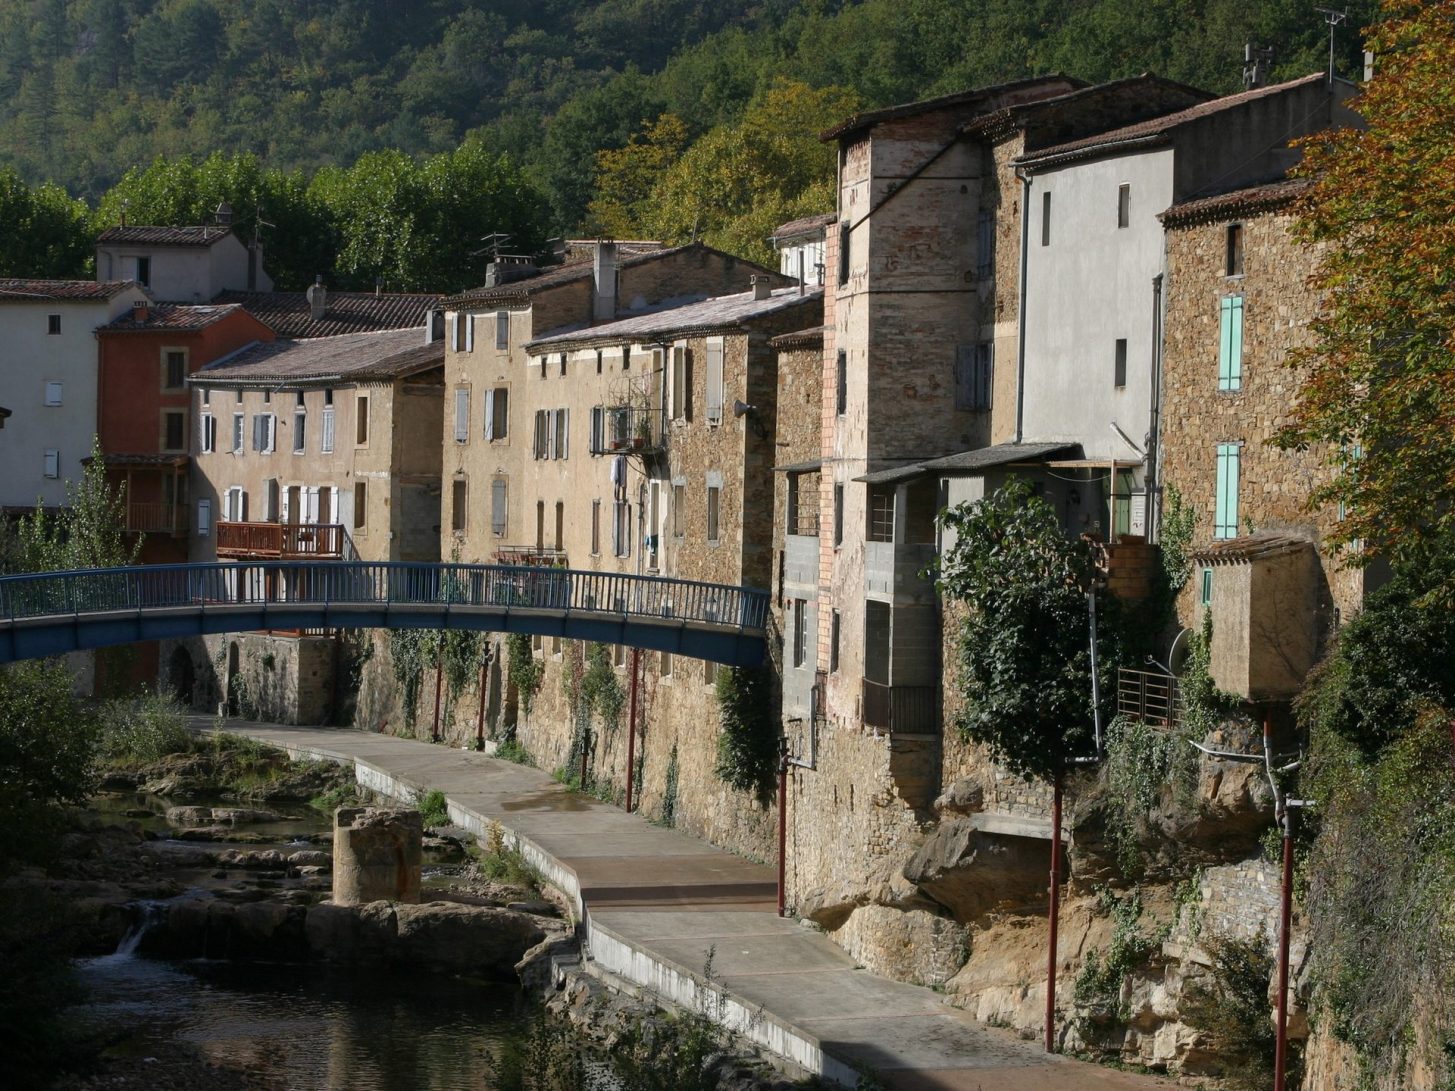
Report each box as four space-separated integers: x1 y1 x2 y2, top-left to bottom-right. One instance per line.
1215 443 1240 539
464 313 474 352
197 498 211 536
705 339 724 424
454 388 469 443
483 389 494 440
1219 297 1244 390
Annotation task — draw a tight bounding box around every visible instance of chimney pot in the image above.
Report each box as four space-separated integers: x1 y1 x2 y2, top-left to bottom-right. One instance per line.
752 275 771 301
306 276 328 323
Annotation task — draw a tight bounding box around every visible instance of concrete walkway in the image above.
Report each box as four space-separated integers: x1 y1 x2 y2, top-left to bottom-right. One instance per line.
196 717 1171 1090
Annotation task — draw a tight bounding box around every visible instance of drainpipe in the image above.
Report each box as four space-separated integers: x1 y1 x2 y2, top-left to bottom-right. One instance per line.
1044 772 1064 1052
777 736 789 917
625 647 640 811
474 653 488 751
1014 167 1033 444
1146 273 1166 541
430 642 444 743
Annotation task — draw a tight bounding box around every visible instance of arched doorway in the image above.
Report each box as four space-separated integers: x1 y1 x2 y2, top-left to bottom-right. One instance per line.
167 646 195 706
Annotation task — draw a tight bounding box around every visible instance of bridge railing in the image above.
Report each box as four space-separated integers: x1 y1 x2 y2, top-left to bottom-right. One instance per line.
0 561 770 633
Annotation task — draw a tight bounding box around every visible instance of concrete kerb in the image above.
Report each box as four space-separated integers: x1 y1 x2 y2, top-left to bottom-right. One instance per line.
216 729 853 1082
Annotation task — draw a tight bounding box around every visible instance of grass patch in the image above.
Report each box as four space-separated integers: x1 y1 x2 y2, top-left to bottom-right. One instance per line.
551 767 621 805
474 820 538 890
493 739 535 766
309 781 361 814
417 788 450 828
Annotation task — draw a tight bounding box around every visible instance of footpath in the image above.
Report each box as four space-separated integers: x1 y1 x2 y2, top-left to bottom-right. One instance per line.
192 717 1169 1091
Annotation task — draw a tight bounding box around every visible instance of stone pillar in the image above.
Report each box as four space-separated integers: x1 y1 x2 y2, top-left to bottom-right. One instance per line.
332 807 423 906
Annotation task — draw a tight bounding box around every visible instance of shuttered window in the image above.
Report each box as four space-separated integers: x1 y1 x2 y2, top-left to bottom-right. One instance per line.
491 479 507 536
454 388 470 443
590 406 605 454
252 414 275 453
955 345 993 411
196 499 211 537
670 345 689 421
320 407 335 453
554 408 568 459
495 311 509 350
483 388 508 440
464 314 474 352
1218 296 1244 390
200 413 216 453
1214 443 1240 539
835 350 847 415
705 338 724 425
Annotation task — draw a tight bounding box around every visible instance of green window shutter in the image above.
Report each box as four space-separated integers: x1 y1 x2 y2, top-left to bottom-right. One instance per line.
1228 296 1244 389
1218 298 1232 388
1200 567 1213 605
1215 443 1240 538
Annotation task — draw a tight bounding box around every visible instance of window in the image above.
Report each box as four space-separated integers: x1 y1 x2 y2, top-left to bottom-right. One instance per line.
835 350 847 415
252 413 276 453
454 387 470 444
293 410 306 453
1114 338 1128 388
554 408 568 459
705 338 724 425
792 599 807 668
1226 224 1245 276
163 410 186 452
613 499 631 557
554 501 564 551
495 311 509 351
264 478 280 522
1041 191 1051 246
46 314 60 335
135 256 150 286
1200 567 1213 606
200 412 216 453
232 413 245 453
833 483 844 546
491 478 508 536
262 389 271 404
535 500 545 550
321 406 335 453
976 209 993 279
353 481 367 531
43 381 62 406
672 483 685 537
296 391 305 408
868 487 895 542
452 479 467 533
451 314 465 352
955 344 992 411
484 387 508 440
669 345 690 421
355 395 369 445
465 313 475 353
1218 296 1244 391
558 353 566 378
1117 183 1130 229
533 410 548 459
163 350 186 389
830 610 841 673
706 482 721 544
196 498 211 537
202 388 210 406
837 220 850 285
660 652 673 678
591 499 601 555
590 406 605 454
1214 443 1240 539
224 486 246 522
42 449 60 478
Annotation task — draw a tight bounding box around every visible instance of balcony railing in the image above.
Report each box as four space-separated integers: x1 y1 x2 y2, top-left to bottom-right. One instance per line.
493 546 568 567
593 406 664 454
787 509 820 537
1117 667 1183 729
127 502 186 536
862 680 939 732
216 521 346 559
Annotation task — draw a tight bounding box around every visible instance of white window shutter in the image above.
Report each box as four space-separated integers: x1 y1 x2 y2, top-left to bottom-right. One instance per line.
559 409 568 459
280 487 290 525
306 487 320 524
321 407 335 453
329 486 339 526
483 389 495 440
454 388 469 442
464 314 475 352
546 410 557 460
705 339 724 425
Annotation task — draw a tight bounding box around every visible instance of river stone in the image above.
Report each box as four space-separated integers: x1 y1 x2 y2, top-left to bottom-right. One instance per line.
901 817 1052 921
394 902 547 976
305 901 399 964
332 808 422 906
287 850 332 868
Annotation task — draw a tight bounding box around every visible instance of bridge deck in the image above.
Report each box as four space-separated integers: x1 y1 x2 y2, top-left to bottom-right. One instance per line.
0 561 769 665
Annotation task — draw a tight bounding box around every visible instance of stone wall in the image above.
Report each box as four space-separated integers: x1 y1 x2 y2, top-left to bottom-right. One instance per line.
164 632 336 724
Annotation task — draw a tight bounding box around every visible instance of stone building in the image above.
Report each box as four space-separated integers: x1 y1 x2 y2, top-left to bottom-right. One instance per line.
96 223 272 300
1158 178 1376 700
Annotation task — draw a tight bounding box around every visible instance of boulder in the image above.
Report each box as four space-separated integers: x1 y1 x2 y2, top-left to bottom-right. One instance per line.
933 777 986 817
305 900 398 964
287 850 332 868
901 817 1052 921
394 901 547 977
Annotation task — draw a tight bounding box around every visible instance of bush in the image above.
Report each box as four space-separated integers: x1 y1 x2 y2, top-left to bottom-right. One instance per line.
714 665 777 801
96 691 192 765
1182 934 1293 1091
418 788 450 828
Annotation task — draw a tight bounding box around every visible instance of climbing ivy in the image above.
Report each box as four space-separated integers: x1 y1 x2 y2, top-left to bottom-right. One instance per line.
506 633 543 716
581 643 625 731
1073 888 1158 1040
389 628 436 726
713 665 778 802
660 744 680 827
1101 714 1195 876
1159 482 1195 594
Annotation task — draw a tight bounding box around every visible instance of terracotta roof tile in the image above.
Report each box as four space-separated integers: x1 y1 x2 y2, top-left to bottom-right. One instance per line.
100 303 245 333
0 279 140 302
1016 73 1328 168
213 290 441 339
447 243 726 309
194 328 443 385
770 325 827 350
1160 177 1312 227
527 287 823 351
771 214 834 240
97 225 234 248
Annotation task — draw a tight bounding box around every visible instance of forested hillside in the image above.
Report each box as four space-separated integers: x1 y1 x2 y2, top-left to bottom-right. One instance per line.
0 0 1376 285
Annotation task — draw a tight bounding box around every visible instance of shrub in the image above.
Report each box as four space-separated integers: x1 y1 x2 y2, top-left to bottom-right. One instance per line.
96 691 192 765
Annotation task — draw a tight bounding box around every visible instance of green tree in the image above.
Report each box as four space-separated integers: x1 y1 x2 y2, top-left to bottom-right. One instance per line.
0 168 91 277
1276 0 1454 559
1 438 139 574
935 479 1110 781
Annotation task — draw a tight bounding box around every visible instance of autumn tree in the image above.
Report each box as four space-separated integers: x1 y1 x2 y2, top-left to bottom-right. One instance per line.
1276 0 1455 559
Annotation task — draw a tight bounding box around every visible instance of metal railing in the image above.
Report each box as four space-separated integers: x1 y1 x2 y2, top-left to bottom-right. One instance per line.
1117 667 1183 728
216 522 347 558
592 406 664 454
493 546 568 567
126 502 187 535
861 680 939 732
0 561 770 634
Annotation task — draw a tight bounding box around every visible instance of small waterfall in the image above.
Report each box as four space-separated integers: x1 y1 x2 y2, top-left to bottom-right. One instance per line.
108 901 167 960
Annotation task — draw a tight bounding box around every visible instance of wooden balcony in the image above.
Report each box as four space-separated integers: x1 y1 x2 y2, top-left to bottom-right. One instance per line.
126 502 187 537
216 521 346 559
862 679 939 733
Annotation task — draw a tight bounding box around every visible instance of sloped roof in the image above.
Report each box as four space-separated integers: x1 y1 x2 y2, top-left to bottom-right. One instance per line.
97 225 234 248
213 289 441 339
771 213 834 241
959 74 1213 144
0 279 140 302
1017 73 1328 169
770 325 827 350
193 328 443 386
100 302 246 333
527 286 823 351
821 75 1086 142
1160 177 1312 228
855 442 1082 485
1191 533 1313 565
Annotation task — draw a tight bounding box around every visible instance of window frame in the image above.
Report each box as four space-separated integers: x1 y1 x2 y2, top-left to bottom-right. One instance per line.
1117 183 1130 229
43 380 62 407
1218 296 1245 391
495 311 509 351
355 394 370 446
162 409 187 453
1114 338 1128 389
1214 442 1241 540
162 348 187 391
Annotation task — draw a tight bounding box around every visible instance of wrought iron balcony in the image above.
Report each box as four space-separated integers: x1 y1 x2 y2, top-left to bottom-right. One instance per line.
861 680 939 733
594 406 664 454
1116 667 1183 729
216 521 347 559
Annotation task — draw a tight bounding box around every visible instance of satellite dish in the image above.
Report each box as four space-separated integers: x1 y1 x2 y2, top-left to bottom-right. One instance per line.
1167 628 1193 675
732 400 756 418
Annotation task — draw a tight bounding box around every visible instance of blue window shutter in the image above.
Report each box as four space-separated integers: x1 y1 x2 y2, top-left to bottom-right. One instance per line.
1214 443 1240 538
1228 297 1244 389
1218 298 1233 389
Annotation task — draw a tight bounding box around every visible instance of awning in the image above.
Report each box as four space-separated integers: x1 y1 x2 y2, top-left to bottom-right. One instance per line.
853 442 1082 485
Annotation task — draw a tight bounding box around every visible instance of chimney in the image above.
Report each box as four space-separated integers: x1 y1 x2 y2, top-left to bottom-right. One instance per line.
751 275 771 301
132 300 149 323
593 241 618 322
213 201 233 226
426 309 445 344
306 275 327 322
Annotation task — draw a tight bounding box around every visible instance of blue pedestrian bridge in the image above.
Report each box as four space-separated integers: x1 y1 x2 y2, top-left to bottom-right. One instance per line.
0 562 771 666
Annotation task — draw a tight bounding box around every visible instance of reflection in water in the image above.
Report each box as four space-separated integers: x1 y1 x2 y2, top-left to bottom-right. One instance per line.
75 952 525 1090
